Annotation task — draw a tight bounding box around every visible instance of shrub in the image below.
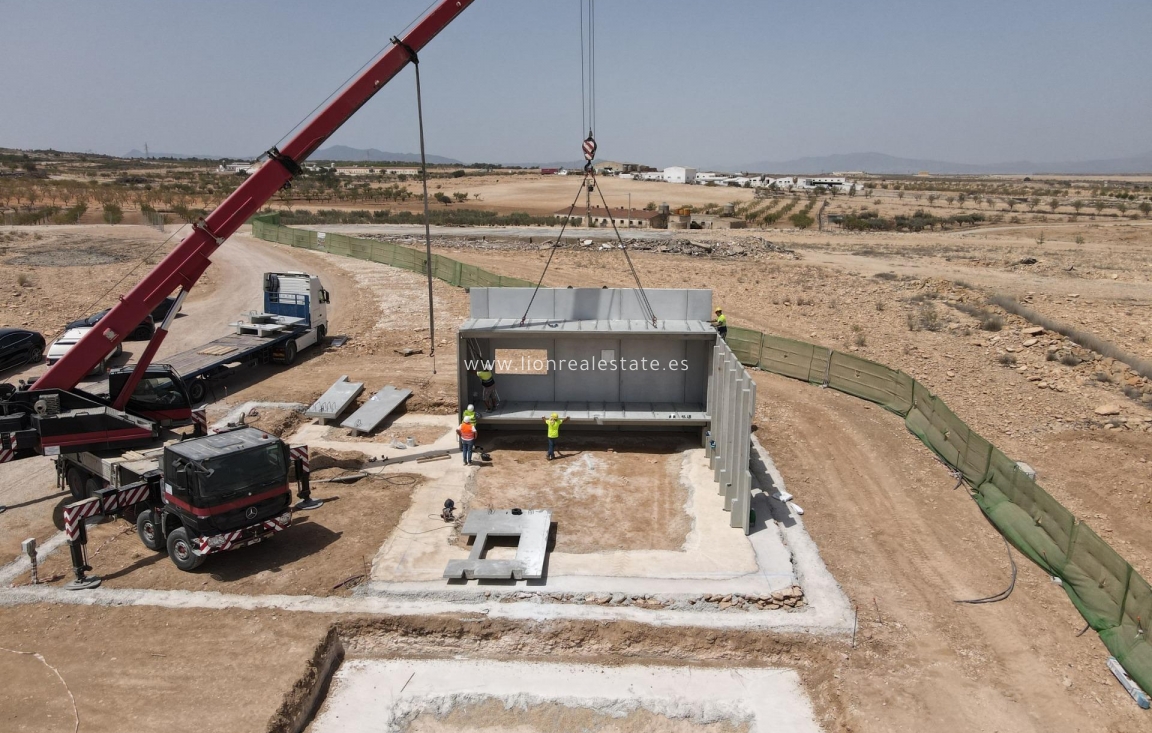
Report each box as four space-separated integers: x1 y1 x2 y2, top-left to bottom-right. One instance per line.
979 314 1004 331
102 202 123 224
998 353 1017 366
1093 372 1114 383
789 211 814 229
16 273 31 287
872 271 899 280
1060 353 1082 367
853 331 867 347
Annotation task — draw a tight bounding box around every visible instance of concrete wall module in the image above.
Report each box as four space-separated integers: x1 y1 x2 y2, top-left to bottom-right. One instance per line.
706 338 756 535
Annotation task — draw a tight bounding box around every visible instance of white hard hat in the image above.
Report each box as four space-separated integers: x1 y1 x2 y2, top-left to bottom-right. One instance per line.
464 415 474 423
467 404 474 411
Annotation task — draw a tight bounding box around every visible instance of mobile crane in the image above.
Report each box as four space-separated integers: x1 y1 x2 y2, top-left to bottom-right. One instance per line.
0 0 476 578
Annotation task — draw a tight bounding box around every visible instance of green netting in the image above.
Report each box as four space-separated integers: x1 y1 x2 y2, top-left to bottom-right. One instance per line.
826 351 914 416
251 217 531 289
758 334 831 385
725 327 762 366
1100 570 1152 697
1063 523 1131 630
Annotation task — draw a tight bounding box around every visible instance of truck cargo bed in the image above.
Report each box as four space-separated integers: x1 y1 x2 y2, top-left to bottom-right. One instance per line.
162 331 301 380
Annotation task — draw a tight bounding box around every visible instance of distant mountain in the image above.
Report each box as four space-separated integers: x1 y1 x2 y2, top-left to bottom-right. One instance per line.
309 145 462 165
742 151 1152 175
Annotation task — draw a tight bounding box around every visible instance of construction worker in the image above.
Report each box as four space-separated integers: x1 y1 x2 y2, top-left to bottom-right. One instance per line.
463 403 477 423
476 366 498 411
712 308 728 340
456 415 477 465
542 412 564 460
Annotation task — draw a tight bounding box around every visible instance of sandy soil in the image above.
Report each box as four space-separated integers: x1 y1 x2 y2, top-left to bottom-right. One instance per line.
0 604 329 733
466 434 694 554
17 473 421 596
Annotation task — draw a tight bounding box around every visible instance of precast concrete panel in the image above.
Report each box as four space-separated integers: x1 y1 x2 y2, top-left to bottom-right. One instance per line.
555 338 621 402
620 338 688 403
687 289 714 321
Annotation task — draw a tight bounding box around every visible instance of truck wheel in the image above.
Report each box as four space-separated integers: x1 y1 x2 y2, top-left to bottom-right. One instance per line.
166 527 205 571
84 477 103 499
66 467 87 500
316 324 327 341
136 509 164 552
187 379 206 403
280 340 298 365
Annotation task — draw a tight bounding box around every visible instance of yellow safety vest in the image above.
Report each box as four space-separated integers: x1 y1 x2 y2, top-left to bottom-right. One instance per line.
716 314 727 326
477 370 494 384
546 417 563 438
463 408 476 422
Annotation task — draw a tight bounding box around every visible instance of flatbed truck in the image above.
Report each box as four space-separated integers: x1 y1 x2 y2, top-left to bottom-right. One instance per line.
164 271 329 403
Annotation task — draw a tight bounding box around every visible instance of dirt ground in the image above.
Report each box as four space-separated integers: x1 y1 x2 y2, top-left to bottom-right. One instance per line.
753 371 1148 732
17 473 421 597
3 207 1152 732
0 604 330 733
466 434 694 554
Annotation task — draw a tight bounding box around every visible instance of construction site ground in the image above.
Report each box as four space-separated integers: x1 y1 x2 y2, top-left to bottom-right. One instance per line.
1 216 1151 732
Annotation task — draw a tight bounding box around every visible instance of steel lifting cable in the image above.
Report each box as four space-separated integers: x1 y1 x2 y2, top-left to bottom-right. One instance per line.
521 0 658 326
393 36 437 374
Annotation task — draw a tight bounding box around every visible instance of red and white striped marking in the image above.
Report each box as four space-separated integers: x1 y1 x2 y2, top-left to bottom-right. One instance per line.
0 432 15 463
191 408 207 430
100 483 151 515
194 511 291 554
290 445 309 474
583 137 597 161
63 497 102 542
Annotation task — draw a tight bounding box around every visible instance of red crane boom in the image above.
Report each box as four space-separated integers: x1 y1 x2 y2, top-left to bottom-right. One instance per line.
36 0 474 391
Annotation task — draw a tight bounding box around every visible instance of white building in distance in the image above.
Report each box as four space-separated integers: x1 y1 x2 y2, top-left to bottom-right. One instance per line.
662 166 697 184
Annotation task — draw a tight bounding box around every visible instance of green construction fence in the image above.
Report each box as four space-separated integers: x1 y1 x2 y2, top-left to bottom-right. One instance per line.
252 215 1151 695
250 213 534 290
726 325 1152 696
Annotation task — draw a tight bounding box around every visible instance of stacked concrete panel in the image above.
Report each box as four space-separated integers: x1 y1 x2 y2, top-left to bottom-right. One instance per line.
706 338 756 535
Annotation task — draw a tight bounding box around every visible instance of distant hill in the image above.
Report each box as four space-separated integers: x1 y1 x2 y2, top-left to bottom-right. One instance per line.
309 145 462 165
742 151 1152 175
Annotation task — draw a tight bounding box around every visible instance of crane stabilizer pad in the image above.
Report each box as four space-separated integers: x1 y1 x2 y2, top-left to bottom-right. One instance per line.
339 386 412 435
443 509 552 581
304 375 365 424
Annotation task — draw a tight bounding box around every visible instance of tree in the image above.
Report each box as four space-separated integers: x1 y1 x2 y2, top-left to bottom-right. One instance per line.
1140 201 1152 217
644 201 657 211
452 192 468 203
1093 200 1105 215
926 194 937 205
897 190 905 200
102 202 123 225
1117 202 1128 215
1072 199 1083 213
1004 198 1016 211
434 192 452 206
1049 197 1059 213
957 192 967 207
1028 197 1040 212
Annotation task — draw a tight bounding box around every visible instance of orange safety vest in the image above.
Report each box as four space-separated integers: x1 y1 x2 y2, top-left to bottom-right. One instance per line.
459 422 476 441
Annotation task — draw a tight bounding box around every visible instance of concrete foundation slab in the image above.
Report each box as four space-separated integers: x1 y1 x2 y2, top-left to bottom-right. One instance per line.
305 375 365 423
443 509 551 580
310 659 822 733
339 385 411 435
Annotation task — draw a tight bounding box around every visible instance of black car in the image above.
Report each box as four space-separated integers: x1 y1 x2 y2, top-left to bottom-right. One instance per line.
0 328 46 372
65 309 154 341
63 296 180 341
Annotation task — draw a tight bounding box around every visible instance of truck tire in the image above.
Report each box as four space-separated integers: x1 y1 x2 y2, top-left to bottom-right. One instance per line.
316 324 327 341
280 340 298 366
136 509 164 552
84 477 103 499
187 379 206 404
66 467 88 500
166 527 205 571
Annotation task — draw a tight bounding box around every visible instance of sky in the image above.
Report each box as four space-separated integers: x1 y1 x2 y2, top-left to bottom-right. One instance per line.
2 0 1151 168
